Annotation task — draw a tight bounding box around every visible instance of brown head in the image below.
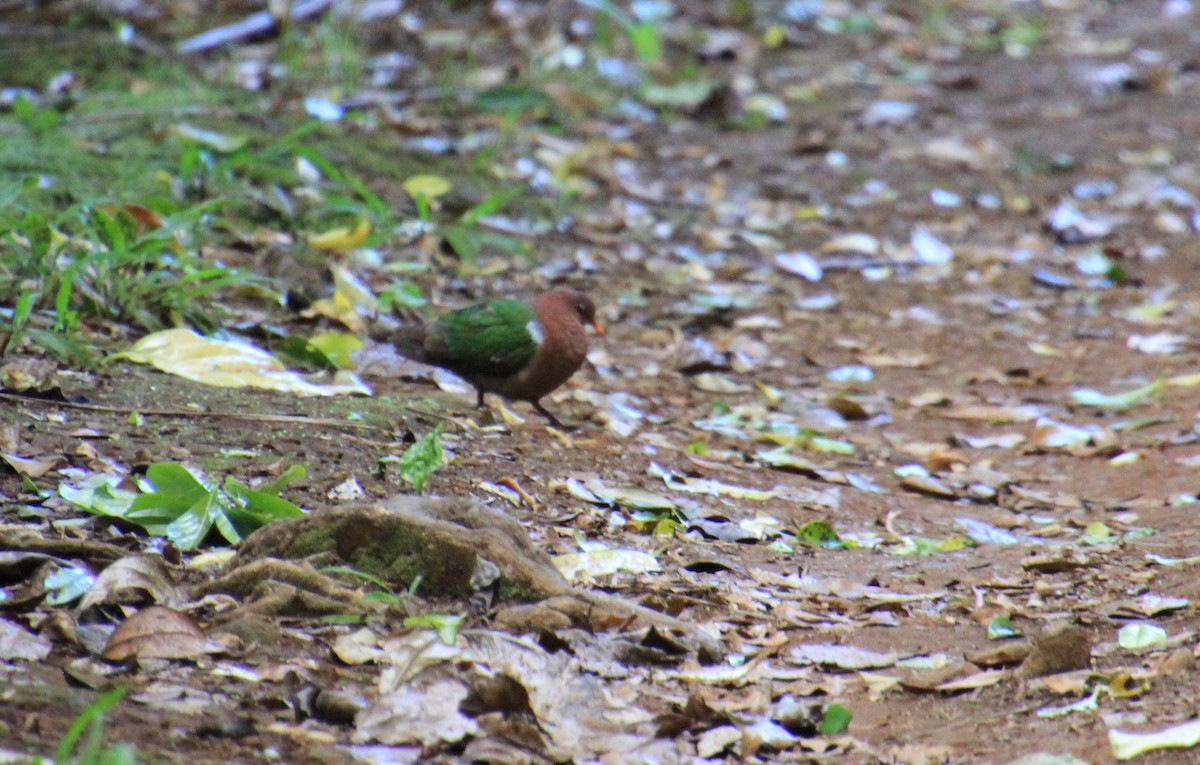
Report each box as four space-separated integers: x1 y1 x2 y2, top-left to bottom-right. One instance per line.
536 289 605 336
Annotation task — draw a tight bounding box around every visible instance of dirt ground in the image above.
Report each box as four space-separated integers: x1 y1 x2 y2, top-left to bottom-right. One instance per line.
4 1 1200 763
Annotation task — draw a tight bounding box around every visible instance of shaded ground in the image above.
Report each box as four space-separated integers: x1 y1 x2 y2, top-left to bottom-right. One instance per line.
3 1 1200 763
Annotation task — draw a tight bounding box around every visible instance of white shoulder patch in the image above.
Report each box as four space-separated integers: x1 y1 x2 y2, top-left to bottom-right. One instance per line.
526 319 545 345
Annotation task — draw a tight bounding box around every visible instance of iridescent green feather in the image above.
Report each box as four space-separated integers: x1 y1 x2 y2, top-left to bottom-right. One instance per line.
429 298 539 378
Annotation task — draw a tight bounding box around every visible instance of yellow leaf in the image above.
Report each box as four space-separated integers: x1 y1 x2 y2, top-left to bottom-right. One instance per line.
763 25 786 49
402 174 452 200
1028 341 1063 356
308 218 371 250
1107 673 1150 699
308 332 362 370
496 400 526 428
1167 372 1200 387
111 329 371 397
305 266 377 333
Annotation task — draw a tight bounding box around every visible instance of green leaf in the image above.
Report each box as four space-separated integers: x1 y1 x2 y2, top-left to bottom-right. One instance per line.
403 613 465 645
12 93 34 123
461 186 522 226
818 703 852 735
893 535 975 556
253 464 307 497
398 427 445 494
1070 379 1164 410
224 477 306 530
163 490 222 549
796 520 843 549
278 335 337 369
1081 521 1116 545
988 615 1023 640
307 332 361 370
377 281 428 311
627 22 662 63
131 463 209 517
13 95 60 132
472 84 551 114
1118 622 1167 650
68 462 306 548
59 474 138 519
24 327 92 367
53 276 77 332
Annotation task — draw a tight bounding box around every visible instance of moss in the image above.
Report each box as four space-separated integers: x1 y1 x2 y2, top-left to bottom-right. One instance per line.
338 516 478 598
288 526 337 558
496 576 547 603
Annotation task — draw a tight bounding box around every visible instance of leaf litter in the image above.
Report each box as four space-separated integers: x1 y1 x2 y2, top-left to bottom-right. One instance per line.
5 1 1200 763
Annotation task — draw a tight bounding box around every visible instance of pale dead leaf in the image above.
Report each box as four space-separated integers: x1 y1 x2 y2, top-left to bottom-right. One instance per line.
0 618 52 661
0 452 66 478
111 329 371 397
789 643 899 670
80 554 179 611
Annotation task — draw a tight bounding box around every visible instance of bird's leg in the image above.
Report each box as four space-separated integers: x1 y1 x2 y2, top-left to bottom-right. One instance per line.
476 390 486 408
532 400 566 430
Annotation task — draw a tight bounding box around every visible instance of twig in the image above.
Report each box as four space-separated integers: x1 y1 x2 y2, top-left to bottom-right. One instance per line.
497 476 540 512
401 404 471 431
0 392 379 429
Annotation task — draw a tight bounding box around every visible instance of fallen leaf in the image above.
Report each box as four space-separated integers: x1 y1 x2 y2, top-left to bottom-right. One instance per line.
111 329 371 397
308 218 371 250
789 643 899 670
0 618 52 661
103 606 214 661
553 547 661 582
1110 718 1200 760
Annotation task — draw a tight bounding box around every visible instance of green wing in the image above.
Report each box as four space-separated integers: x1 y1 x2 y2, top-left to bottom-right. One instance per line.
428 298 539 378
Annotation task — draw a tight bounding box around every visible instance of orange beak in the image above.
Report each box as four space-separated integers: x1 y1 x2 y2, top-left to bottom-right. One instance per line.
592 320 605 336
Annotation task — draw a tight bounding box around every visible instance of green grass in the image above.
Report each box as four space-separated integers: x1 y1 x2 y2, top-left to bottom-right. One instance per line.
0 12 615 367
34 686 137 765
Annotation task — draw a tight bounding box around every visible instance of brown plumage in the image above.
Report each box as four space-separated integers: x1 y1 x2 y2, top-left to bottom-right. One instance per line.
387 289 603 427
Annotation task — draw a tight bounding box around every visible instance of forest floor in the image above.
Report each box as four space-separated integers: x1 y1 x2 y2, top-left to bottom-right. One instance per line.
3 1 1200 763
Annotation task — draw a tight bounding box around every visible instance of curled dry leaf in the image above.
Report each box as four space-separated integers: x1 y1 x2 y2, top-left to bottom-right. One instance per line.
102 605 214 662
0 452 66 478
79 553 179 611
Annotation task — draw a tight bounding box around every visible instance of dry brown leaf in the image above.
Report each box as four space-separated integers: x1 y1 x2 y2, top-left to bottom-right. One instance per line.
102 605 213 661
967 643 1031 668
1038 669 1092 694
